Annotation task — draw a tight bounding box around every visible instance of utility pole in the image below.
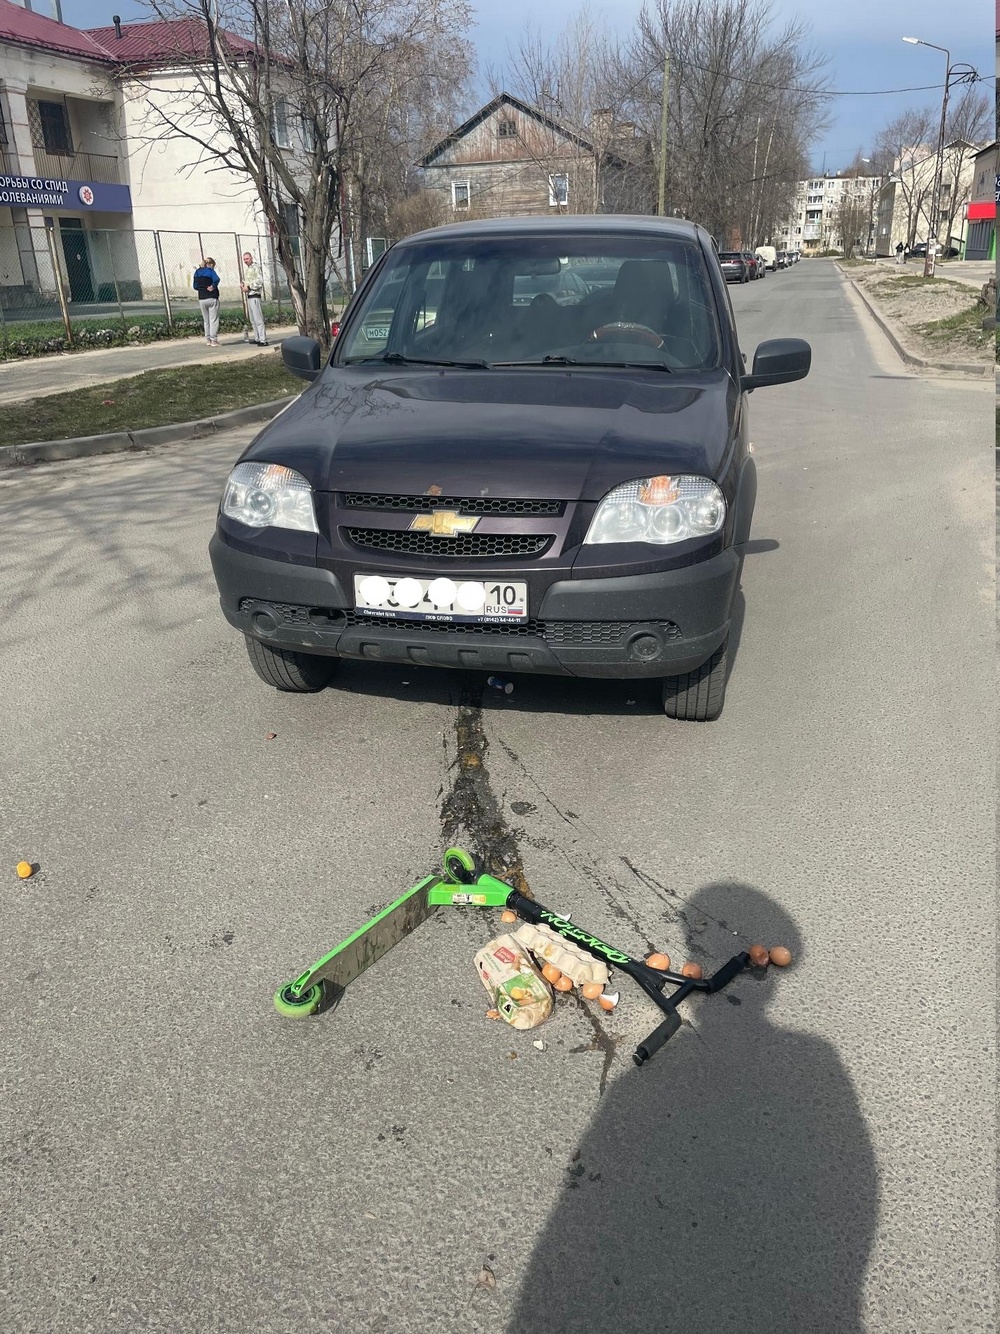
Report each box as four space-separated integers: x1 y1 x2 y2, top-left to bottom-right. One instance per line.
749 115 761 245
902 37 951 278
657 52 670 216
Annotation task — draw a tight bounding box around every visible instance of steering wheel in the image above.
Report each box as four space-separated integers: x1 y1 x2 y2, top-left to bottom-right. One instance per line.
590 322 664 349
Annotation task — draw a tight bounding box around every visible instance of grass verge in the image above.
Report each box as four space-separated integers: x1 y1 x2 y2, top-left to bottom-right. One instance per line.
1 355 299 447
914 303 993 353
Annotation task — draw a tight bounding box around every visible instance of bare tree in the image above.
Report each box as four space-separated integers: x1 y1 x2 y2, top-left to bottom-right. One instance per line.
872 109 939 248
386 188 446 240
619 0 830 244
829 190 870 258
485 9 648 214
120 0 472 345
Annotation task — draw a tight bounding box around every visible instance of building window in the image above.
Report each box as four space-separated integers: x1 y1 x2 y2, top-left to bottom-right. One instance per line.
548 173 569 207
33 100 73 154
498 118 517 138
271 99 291 149
451 180 470 210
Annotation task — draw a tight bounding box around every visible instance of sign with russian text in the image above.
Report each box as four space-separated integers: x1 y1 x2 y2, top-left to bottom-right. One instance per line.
0 175 132 213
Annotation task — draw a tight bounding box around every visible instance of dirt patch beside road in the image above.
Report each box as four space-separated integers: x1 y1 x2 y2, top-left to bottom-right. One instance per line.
849 268 993 366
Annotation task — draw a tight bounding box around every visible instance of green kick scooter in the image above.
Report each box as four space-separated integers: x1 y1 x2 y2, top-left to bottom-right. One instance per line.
274 848 751 1066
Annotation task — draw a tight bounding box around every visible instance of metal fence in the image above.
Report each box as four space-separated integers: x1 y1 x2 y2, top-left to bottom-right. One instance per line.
0 222 344 351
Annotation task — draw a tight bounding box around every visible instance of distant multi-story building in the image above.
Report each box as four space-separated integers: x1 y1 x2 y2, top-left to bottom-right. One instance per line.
776 173 883 255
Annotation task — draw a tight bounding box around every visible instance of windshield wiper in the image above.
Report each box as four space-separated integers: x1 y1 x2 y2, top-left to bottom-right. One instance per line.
493 356 673 372
364 352 492 369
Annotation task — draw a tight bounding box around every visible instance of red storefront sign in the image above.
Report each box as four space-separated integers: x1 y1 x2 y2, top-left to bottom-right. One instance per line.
967 200 996 220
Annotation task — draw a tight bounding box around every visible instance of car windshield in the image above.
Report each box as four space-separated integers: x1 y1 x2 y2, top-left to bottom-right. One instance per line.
339 235 722 372
719 252 742 261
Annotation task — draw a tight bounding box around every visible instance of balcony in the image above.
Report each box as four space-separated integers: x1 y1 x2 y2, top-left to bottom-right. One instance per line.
32 148 121 184
802 224 822 240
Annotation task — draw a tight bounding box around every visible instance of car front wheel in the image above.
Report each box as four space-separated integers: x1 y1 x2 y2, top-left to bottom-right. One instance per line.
244 636 338 692
661 638 729 721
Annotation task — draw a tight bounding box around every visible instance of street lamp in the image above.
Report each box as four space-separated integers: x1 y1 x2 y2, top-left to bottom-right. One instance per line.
902 36 951 277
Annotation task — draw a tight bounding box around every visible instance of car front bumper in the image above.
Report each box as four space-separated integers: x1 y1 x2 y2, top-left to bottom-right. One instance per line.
209 534 741 679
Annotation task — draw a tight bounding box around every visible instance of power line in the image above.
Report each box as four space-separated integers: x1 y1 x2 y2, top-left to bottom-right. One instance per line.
618 51 985 100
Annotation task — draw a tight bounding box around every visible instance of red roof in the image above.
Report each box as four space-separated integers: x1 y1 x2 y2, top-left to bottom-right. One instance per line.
0 2 256 66
85 15 257 64
0 0 114 61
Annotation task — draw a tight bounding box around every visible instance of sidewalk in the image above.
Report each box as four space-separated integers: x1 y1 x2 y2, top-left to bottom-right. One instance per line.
0 325 299 405
863 257 994 291
837 262 993 378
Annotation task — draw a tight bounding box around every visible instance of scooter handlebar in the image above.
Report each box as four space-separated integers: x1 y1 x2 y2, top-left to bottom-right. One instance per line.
632 1009 682 1066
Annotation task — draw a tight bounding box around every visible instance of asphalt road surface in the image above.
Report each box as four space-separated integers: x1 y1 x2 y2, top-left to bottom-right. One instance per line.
1 261 994 1334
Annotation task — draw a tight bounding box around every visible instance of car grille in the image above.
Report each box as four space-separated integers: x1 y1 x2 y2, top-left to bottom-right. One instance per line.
543 620 681 644
342 493 563 516
345 528 552 558
240 600 681 644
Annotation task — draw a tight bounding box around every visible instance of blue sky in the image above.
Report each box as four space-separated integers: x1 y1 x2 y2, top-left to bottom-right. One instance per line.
58 0 994 171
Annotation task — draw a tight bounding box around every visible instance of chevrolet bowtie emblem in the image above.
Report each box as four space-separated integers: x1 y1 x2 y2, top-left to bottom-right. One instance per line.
409 510 479 536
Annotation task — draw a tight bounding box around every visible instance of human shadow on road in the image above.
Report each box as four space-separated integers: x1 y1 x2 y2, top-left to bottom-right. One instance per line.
506 883 879 1334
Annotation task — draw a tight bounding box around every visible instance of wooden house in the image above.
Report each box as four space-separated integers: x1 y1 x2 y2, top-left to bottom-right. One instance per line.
417 92 651 219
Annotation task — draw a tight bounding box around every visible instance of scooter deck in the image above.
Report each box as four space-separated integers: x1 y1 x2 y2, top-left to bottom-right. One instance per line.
286 873 512 1002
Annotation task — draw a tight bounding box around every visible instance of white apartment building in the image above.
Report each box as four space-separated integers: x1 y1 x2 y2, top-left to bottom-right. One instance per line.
776 172 883 255
873 139 981 257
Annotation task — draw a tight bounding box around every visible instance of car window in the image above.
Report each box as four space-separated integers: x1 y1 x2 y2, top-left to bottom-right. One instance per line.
339 236 723 371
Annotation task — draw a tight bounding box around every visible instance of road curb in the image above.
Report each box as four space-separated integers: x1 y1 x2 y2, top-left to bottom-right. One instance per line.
836 265 993 379
0 395 297 469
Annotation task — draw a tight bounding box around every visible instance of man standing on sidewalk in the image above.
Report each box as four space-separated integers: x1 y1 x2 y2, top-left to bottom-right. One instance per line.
241 252 268 347
895 241 904 265
193 257 221 345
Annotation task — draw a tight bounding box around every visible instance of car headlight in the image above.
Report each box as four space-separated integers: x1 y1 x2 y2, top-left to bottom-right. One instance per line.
584 475 726 545
220 461 318 532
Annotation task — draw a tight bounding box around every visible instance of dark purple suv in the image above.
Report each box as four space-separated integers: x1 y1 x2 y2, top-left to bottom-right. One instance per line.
209 217 809 719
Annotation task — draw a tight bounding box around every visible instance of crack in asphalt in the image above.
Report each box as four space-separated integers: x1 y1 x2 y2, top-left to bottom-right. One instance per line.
439 687 629 1091
439 681 531 896
495 736 756 952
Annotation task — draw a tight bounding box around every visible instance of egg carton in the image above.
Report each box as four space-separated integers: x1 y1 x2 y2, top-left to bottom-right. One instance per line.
512 921 609 987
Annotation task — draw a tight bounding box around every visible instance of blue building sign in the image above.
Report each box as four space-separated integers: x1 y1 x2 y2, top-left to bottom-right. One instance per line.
0 175 132 213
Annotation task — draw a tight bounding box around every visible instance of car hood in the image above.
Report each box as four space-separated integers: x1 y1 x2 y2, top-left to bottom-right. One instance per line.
242 366 737 501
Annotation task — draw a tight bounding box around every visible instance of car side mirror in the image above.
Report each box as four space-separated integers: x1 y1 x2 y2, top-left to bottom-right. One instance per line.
282 335 322 382
742 338 811 392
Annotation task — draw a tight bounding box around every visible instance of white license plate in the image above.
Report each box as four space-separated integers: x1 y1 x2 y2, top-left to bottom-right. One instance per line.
354 574 528 623
363 325 390 340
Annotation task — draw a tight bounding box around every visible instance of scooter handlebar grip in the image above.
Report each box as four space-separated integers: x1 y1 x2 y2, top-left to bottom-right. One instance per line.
633 1010 681 1066
707 953 749 992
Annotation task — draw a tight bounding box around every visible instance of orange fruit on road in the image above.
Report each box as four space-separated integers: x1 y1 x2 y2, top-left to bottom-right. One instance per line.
16 861 33 879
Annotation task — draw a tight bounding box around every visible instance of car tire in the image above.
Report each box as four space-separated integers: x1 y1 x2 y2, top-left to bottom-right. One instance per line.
661 638 729 721
244 635 338 692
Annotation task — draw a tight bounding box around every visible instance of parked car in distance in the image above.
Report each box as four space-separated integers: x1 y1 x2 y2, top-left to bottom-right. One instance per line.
718 251 750 283
742 251 763 279
908 241 961 260
754 244 777 272
209 215 811 721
